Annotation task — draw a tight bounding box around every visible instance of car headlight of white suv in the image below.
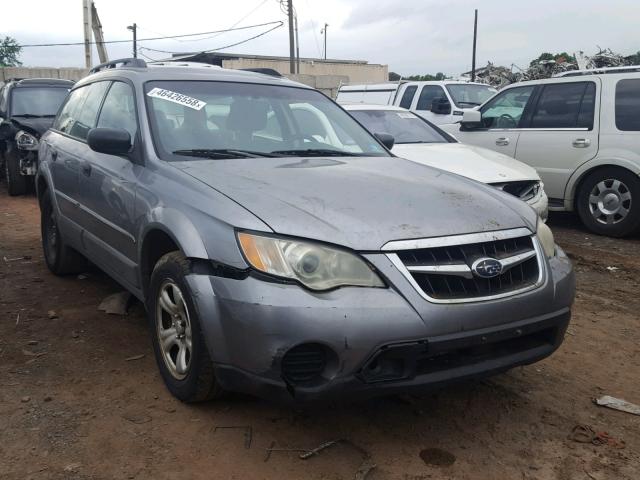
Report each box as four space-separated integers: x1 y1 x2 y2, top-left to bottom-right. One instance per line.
237 232 384 291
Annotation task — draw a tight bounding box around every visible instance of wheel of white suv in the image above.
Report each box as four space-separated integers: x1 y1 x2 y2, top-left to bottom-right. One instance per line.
41 192 88 275
577 167 640 237
147 251 224 402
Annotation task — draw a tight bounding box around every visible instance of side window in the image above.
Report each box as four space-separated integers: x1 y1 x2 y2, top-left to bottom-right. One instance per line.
480 86 535 128
398 85 417 109
55 82 110 140
0 86 7 116
530 82 596 129
97 82 138 141
416 86 446 111
615 79 640 131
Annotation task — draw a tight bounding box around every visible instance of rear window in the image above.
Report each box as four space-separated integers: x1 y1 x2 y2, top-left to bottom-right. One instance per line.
615 79 640 131
10 87 70 117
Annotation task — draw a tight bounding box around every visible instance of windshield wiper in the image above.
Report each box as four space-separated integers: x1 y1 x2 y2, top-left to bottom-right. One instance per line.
270 148 364 157
172 148 277 159
11 114 55 118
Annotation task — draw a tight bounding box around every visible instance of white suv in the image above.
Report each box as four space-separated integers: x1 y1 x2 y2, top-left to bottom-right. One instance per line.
441 67 640 237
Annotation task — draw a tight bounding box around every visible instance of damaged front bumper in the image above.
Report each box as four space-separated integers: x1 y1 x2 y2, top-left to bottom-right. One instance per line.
185 246 574 404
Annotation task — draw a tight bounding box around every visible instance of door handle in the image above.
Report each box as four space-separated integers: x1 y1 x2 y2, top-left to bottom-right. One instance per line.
495 137 510 146
81 161 92 177
572 138 591 148
51 149 58 162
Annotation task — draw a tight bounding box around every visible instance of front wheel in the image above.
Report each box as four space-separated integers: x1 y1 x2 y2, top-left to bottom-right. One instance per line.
5 149 27 196
576 167 640 237
147 251 224 402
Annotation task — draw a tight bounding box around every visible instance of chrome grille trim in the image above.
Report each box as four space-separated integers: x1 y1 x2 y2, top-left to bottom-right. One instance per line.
386 231 546 304
381 227 533 251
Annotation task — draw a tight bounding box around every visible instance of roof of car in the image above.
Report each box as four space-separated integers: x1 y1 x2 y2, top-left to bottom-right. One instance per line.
75 60 311 90
341 103 408 112
10 78 75 88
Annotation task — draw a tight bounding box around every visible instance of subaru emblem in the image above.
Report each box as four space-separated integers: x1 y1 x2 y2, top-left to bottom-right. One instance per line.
471 257 503 278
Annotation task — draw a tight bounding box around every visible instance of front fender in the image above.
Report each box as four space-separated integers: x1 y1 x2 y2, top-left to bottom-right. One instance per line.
140 207 210 260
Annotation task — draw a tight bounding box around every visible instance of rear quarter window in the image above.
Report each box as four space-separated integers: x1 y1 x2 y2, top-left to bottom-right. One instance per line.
615 79 640 131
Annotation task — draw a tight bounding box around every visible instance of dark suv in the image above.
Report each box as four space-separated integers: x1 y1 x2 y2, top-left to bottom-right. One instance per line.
36 59 574 404
0 78 73 195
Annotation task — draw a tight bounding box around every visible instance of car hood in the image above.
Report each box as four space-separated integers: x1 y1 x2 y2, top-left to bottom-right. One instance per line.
10 117 54 136
392 143 540 184
174 156 537 251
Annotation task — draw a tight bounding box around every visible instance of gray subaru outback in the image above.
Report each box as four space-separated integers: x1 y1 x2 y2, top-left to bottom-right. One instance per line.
36 59 575 403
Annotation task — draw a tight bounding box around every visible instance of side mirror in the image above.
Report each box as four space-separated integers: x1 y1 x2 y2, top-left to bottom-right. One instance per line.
87 128 131 155
430 97 452 115
460 109 483 129
374 132 395 150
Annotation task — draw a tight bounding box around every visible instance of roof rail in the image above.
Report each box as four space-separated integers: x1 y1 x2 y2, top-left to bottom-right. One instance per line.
89 58 147 74
239 68 282 77
148 61 221 69
554 65 640 77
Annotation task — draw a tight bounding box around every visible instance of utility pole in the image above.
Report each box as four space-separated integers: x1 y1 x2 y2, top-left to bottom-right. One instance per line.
321 23 328 60
82 0 93 67
127 23 138 58
287 0 295 73
91 2 108 63
294 14 300 74
471 9 478 82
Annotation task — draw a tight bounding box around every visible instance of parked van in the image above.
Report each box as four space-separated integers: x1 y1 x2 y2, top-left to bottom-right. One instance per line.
337 80 496 125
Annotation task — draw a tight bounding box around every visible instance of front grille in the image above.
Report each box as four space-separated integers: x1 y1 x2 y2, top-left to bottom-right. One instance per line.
281 343 327 384
491 181 540 202
390 231 542 302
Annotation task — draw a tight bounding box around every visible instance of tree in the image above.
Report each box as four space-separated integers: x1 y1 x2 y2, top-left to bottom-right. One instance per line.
626 51 640 65
529 52 576 67
0 36 22 67
405 72 448 81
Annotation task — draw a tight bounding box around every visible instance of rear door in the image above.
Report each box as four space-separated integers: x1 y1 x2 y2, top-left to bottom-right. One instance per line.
76 80 141 288
514 79 600 201
46 81 110 242
450 84 537 158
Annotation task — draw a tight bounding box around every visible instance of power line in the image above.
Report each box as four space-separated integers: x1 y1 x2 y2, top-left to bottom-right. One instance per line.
16 21 283 48
138 22 284 56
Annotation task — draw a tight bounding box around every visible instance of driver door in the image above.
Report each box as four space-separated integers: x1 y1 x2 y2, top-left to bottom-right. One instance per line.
452 85 537 158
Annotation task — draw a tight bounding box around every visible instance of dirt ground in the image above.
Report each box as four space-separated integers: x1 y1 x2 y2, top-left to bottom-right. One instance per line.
1 186 639 480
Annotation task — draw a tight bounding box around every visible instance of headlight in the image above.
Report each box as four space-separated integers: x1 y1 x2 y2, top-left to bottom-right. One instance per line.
15 131 39 150
237 232 384 291
536 219 556 258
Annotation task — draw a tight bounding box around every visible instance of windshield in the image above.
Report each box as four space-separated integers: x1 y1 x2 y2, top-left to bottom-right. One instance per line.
10 87 70 117
349 109 449 144
445 84 496 107
144 81 389 160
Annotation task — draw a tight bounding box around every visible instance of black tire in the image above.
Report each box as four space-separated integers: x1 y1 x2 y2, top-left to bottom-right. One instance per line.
5 148 27 196
40 192 88 275
576 167 640 237
147 251 224 402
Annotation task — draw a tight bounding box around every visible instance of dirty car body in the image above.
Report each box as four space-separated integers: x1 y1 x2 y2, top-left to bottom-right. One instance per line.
36 60 575 403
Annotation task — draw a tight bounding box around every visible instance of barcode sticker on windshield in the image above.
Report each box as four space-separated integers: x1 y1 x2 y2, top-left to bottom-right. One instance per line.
396 112 415 119
147 88 207 110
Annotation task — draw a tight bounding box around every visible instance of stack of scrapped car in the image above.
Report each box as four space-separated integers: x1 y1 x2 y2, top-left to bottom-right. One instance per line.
0 78 73 195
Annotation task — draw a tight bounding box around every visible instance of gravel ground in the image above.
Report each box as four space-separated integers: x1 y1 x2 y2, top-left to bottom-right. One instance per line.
1 187 639 480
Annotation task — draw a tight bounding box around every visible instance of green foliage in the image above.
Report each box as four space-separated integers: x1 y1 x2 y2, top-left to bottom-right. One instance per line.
0 36 22 67
529 52 576 67
626 51 640 65
389 72 447 81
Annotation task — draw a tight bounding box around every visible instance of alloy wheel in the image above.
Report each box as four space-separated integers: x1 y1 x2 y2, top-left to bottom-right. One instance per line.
156 280 193 380
588 178 632 225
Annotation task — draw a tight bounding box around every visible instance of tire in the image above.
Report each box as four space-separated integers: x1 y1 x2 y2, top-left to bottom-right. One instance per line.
40 192 88 275
5 148 27 196
147 251 224 402
576 167 640 237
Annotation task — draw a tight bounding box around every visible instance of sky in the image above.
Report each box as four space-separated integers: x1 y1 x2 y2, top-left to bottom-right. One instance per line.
1 0 638 76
